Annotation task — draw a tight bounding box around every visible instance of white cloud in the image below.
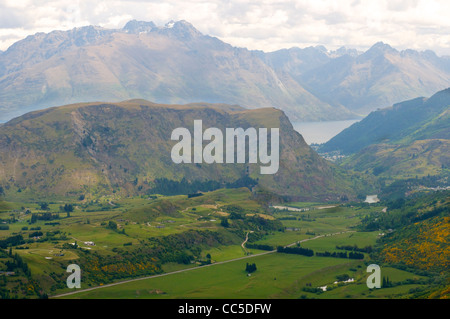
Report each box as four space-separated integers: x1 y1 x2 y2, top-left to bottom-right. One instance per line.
0 0 449 55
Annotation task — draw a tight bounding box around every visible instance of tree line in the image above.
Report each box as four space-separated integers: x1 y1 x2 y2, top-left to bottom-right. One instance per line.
277 246 314 257
245 243 274 251
30 213 60 224
276 245 364 260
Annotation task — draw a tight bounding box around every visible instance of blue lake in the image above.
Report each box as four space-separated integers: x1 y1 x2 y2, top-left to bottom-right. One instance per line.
292 119 360 145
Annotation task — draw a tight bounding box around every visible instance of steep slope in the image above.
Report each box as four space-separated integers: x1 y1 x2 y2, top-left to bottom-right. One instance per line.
298 42 450 116
321 88 450 179
342 139 449 179
0 100 367 201
321 88 450 154
360 190 449 298
257 46 358 119
260 45 361 82
0 20 349 123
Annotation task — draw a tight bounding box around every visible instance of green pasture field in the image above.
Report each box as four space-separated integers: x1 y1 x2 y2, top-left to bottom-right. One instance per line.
202 244 267 262
57 252 426 299
299 231 380 252
0 189 267 287
0 191 435 299
58 253 357 299
255 204 382 248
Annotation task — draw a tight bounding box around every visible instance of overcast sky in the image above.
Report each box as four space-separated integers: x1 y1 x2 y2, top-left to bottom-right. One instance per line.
1 0 449 55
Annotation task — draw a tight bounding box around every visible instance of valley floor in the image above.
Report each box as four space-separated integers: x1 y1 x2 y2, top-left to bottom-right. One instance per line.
0 188 448 299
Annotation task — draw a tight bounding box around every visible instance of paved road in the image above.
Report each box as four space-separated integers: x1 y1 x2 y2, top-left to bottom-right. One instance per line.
52 230 354 298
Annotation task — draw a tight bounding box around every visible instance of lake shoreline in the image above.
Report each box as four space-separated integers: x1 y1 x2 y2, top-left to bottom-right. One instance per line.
292 119 361 145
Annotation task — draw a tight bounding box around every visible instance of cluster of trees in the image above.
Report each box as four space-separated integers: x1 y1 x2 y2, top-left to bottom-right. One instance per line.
60 204 74 216
0 287 11 299
302 286 324 294
36 202 74 216
0 248 40 299
105 220 126 234
276 245 364 260
148 176 257 196
359 191 449 231
0 214 16 225
4 251 30 276
198 253 212 266
30 213 60 224
0 234 25 249
187 193 203 199
39 202 50 210
28 231 43 238
0 229 67 250
146 229 237 265
245 263 257 273
220 217 230 228
380 175 447 201
106 221 117 230
62 242 78 249
149 178 222 196
218 205 284 243
245 243 274 251
229 216 284 243
55 247 163 288
382 276 393 288
336 274 351 282
348 251 365 259
223 205 245 218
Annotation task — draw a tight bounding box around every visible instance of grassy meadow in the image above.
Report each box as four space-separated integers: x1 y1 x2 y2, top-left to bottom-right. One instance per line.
0 188 444 299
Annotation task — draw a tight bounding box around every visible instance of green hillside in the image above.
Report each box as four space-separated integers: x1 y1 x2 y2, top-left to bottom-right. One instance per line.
341 139 450 179
398 108 450 144
321 88 450 154
0 100 370 202
360 190 449 298
320 88 450 180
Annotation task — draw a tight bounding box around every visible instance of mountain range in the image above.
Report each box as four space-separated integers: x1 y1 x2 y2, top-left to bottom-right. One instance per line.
0 19 449 123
